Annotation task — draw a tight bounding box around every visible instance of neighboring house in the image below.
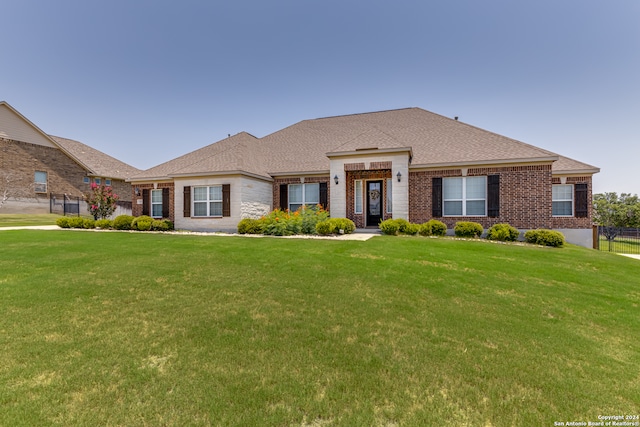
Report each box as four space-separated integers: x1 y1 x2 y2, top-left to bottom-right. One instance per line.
0 101 140 214
130 108 599 247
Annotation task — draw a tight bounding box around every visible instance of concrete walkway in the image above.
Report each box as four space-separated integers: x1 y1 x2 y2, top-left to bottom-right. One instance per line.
0 225 61 231
620 254 640 261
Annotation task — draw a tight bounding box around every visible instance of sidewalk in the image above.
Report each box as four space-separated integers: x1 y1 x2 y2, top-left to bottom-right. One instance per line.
0 225 61 231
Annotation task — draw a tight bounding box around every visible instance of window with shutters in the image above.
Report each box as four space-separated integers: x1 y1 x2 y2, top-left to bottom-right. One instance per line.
34 171 47 193
193 185 223 217
151 189 163 218
443 176 487 216
288 183 319 211
552 184 573 216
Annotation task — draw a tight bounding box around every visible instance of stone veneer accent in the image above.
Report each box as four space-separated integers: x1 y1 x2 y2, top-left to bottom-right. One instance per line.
408 164 592 230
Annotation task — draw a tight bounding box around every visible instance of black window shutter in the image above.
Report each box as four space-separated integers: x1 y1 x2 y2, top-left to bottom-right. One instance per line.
162 187 170 218
575 183 588 218
319 182 328 209
487 174 500 217
279 184 288 210
432 177 443 217
183 186 191 217
222 184 231 217
142 189 150 216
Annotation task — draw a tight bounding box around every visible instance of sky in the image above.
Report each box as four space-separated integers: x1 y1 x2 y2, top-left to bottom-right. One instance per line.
1 0 638 195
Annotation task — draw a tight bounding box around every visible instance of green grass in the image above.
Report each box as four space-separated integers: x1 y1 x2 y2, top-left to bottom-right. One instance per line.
0 231 638 426
0 213 62 227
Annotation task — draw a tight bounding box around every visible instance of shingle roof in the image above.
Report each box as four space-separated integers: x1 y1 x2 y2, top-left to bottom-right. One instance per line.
130 132 264 180
50 136 141 180
131 107 598 181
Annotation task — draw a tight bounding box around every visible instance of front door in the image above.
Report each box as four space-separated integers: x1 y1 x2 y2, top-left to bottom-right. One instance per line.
366 180 383 226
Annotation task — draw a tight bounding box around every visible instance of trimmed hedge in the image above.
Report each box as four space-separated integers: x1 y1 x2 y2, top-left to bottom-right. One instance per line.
95 219 112 229
487 223 519 242
132 215 153 231
112 215 135 230
419 219 447 237
454 221 484 238
524 229 565 247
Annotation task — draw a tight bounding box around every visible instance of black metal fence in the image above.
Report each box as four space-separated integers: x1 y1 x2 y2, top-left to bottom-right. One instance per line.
50 194 81 216
596 226 640 254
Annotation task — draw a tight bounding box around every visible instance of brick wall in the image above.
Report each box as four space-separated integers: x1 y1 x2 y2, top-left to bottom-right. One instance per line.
273 176 330 211
131 182 175 221
345 170 392 228
1 137 90 198
408 164 592 229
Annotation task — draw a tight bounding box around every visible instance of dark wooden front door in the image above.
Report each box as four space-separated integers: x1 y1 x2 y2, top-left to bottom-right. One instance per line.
366 180 383 226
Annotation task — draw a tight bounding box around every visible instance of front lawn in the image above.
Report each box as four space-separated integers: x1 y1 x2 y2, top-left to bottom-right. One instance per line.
0 213 62 227
0 231 638 426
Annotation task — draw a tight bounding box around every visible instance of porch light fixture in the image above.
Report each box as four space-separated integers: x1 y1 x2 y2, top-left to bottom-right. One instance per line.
334 175 339 185
135 187 140 197
396 171 402 182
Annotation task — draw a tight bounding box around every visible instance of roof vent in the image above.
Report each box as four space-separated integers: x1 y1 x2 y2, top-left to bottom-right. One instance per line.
454 116 459 121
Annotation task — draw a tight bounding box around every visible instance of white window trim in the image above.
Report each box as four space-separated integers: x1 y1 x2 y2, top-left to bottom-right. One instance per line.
386 178 392 214
552 184 574 217
443 176 487 217
288 183 319 211
151 189 163 218
105 179 112 186
192 185 223 217
34 171 47 193
354 180 363 214
83 176 90 184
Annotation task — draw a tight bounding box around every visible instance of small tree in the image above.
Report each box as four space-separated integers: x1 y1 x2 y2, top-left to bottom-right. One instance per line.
86 183 119 220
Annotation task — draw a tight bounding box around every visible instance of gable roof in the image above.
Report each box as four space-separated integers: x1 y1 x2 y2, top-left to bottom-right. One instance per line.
131 107 599 181
50 136 141 180
130 132 265 180
1 101 141 180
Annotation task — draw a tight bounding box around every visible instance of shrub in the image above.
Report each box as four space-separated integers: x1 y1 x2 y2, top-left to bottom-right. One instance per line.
237 218 264 234
112 215 135 230
299 205 330 234
454 221 484 238
524 229 565 247
132 215 153 231
56 217 70 228
261 209 300 236
428 219 447 236
82 218 96 229
67 217 85 228
394 218 411 234
487 223 520 242
329 218 356 234
95 219 112 229
379 219 399 235
151 220 169 231
315 220 334 235
404 222 420 235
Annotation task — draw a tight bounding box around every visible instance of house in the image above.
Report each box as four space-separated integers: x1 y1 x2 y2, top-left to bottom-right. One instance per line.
0 101 140 214
129 108 599 247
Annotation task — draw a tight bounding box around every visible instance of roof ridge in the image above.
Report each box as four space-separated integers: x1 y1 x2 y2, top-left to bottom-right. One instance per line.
309 107 420 122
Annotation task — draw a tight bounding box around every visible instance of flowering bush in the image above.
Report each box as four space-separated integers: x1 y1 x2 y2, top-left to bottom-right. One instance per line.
86 183 119 220
260 205 329 236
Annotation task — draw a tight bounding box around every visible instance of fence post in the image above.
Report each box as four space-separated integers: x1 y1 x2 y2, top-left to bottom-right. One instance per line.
592 225 599 250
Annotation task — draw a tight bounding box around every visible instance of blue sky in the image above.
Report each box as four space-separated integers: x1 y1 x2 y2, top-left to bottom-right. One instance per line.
2 0 638 195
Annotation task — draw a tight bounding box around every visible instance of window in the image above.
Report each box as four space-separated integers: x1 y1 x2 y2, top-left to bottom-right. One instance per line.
354 180 363 214
151 189 163 218
553 184 573 216
386 178 393 213
34 171 47 193
83 176 90 184
443 176 487 216
289 183 319 211
94 178 101 185
105 179 112 186
193 186 223 217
